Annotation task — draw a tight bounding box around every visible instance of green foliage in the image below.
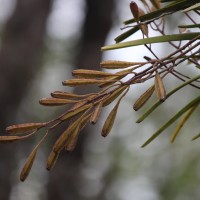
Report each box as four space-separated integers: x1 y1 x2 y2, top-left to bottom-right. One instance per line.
1 0 200 181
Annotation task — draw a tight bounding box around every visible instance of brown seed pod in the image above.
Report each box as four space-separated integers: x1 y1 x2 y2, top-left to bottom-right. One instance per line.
150 0 160 9
39 98 77 106
62 79 107 87
46 151 59 171
6 123 46 135
155 72 166 102
65 112 93 151
101 100 120 137
103 85 127 106
60 103 92 121
100 60 142 69
65 126 80 152
72 69 116 78
0 135 22 143
133 85 155 111
90 102 103 124
130 1 139 22
140 24 149 37
54 109 90 153
79 113 92 130
20 148 37 182
101 86 129 137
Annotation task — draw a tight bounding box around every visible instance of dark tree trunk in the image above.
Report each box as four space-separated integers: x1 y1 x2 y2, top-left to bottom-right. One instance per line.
0 0 52 199
46 0 115 200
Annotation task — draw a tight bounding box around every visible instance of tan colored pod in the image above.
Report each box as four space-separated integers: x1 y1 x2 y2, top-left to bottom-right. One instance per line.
90 102 103 124
39 98 77 106
20 148 37 182
6 123 46 135
100 60 142 69
72 69 115 78
46 151 59 171
155 72 166 102
133 85 155 111
62 79 106 87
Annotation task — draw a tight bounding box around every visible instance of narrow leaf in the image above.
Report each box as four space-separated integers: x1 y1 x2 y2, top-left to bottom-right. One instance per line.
102 33 200 51
171 103 199 143
114 27 139 43
124 0 192 25
182 3 200 12
192 132 200 141
141 95 200 147
179 24 200 29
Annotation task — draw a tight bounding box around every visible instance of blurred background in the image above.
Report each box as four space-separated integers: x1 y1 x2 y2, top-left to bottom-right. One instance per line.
0 0 200 200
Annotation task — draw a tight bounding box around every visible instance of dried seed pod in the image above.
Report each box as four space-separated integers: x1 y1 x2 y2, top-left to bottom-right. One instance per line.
103 85 127 106
65 126 80 152
39 98 77 106
60 103 92 121
90 102 103 124
6 123 46 135
79 113 92 130
65 113 93 151
0 135 21 143
72 69 115 78
133 85 155 111
51 91 99 99
62 79 107 87
20 148 37 181
54 109 90 153
139 8 145 17
150 0 160 9
140 24 149 37
130 1 139 22
53 126 71 153
99 68 133 88
102 86 129 137
100 60 142 69
101 100 120 137
51 91 81 99
155 72 166 102
46 151 59 171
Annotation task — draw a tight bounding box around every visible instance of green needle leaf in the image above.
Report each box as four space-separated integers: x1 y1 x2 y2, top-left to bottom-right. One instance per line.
141 95 200 148
102 33 200 51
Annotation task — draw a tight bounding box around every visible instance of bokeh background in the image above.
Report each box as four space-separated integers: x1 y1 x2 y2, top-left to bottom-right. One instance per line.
0 0 200 200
